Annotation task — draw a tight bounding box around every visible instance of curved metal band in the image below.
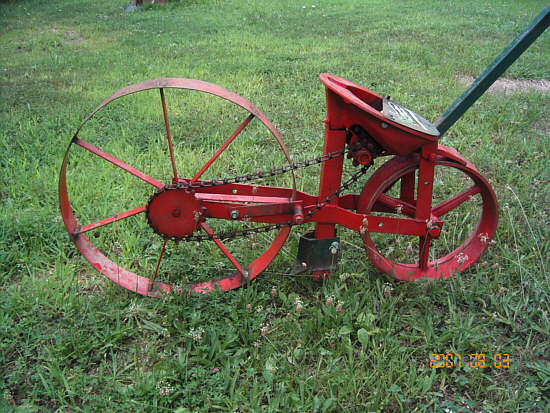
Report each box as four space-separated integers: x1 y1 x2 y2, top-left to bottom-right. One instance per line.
74 78 296 192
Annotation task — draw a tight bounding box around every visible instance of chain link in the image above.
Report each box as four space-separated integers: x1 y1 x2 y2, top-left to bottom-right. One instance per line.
147 146 370 242
179 148 348 190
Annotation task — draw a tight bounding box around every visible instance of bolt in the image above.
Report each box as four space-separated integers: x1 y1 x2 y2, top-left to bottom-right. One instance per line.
172 208 181 217
428 225 441 238
230 210 240 219
232 189 238 194
193 211 201 223
381 122 388 129
329 241 339 255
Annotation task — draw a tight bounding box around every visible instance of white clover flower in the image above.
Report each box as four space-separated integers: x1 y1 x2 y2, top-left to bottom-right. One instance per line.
339 273 351 282
189 327 204 343
456 253 469 265
479 232 489 245
295 297 304 314
156 381 174 397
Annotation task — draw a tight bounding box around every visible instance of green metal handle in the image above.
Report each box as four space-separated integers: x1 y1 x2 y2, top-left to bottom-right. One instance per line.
435 5 550 136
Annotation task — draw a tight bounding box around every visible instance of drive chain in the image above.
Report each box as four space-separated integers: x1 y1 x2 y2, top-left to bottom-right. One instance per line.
147 146 370 242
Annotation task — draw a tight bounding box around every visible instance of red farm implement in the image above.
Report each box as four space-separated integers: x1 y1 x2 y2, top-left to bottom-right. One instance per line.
59 7 549 296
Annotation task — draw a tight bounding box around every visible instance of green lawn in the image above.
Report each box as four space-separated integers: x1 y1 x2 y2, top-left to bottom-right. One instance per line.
1 0 549 411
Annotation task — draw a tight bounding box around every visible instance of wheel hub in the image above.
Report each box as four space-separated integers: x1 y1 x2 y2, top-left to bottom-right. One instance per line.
146 187 202 239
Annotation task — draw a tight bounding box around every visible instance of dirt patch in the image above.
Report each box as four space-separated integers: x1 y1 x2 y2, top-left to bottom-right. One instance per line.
50 28 86 45
65 29 86 44
458 75 550 95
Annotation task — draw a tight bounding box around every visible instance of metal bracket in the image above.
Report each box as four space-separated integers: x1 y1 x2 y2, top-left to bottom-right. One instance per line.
291 230 340 275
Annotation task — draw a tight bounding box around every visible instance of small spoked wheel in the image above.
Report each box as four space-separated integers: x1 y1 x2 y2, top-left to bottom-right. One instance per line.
59 78 295 296
357 147 498 280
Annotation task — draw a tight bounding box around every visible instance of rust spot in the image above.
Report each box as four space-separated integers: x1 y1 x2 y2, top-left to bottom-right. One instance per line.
71 226 81 241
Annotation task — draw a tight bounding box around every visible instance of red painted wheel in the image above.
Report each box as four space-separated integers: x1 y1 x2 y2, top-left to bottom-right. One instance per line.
357 146 498 280
59 78 295 296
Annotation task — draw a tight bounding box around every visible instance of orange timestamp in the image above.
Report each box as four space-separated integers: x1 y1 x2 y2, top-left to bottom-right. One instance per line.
430 353 510 369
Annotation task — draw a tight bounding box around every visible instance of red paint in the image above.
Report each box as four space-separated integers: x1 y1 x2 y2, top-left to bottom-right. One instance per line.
60 76 498 297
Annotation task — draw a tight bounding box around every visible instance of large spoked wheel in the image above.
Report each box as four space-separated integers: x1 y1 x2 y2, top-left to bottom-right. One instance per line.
59 78 295 297
357 146 498 280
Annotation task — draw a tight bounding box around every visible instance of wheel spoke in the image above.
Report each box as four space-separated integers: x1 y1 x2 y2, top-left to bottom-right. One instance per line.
76 205 147 234
74 138 163 188
375 193 416 217
432 185 481 217
159 88 178 181
200 222 243 274
191 113 255 182
150 239 168 291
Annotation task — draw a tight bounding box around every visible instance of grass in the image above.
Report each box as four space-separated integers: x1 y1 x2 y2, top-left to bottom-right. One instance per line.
1 0 549 411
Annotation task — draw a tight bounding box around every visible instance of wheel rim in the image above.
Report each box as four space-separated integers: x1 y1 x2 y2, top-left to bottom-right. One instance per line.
357 149 498 280
59 78 295 296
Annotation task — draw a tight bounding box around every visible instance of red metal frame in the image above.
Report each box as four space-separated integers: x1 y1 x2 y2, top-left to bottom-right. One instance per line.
60 75 499 296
